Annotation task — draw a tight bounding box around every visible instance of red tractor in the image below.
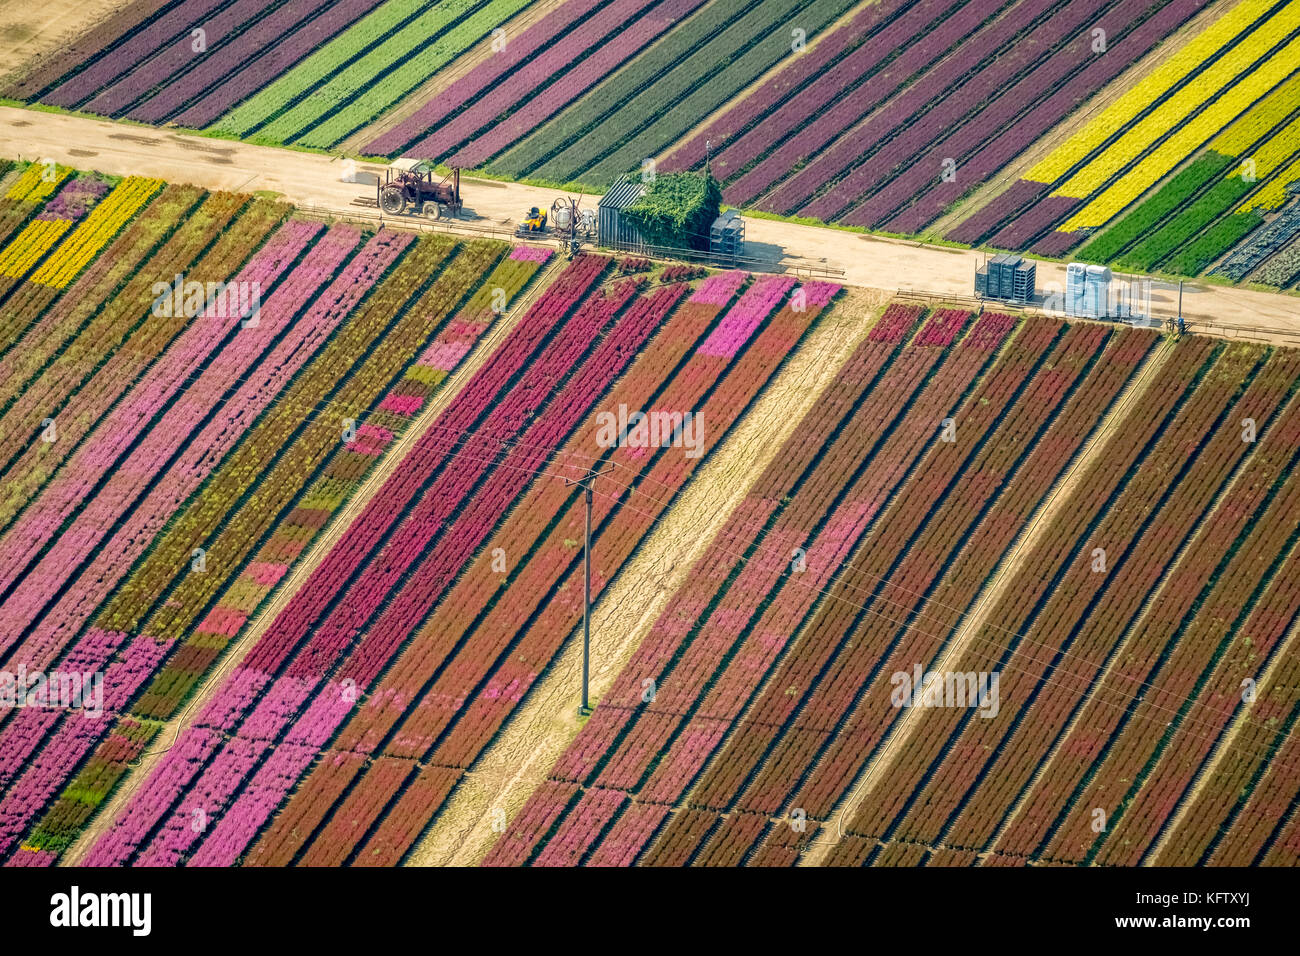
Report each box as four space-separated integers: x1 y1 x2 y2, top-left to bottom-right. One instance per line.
377 159 462 218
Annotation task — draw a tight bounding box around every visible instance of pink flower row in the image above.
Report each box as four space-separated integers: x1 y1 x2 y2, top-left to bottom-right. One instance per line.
171 277 679 866
0 224 359 672
688 269 747 307
0 219 321 642
508 245 554 264
698 275 796 358
0 228 409 844
98 257 610 860
238 256 607 677
0 634 171 859
0 627 124 773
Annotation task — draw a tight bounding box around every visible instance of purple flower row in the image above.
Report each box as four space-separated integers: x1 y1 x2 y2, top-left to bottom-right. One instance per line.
794 0 1064 221
840 0 1111 226
129 0 358 124
171 0 387 129
364 0 608 157
44 0 231 110
2 0 171 100
184 741 319 866
913 307 974 348
0 220 322 654
991 194 1082 249
1 225 359 677
85 0 287 117
947 179 1048 245
848 0 1183 232
443 0 706 169
699 0 938 187
35 176 111 221
726 0 988 209
402 0 669 162
585 803 669 866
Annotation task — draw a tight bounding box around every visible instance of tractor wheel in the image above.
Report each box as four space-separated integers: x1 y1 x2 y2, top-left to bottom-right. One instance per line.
431 203 445 220
379 186 406 215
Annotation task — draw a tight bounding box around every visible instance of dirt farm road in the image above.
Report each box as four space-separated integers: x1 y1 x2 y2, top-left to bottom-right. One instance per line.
4 105 1299 343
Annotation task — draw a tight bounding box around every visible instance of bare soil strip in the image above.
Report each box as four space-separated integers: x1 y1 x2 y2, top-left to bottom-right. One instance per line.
59 255 565 866
0 0 126 85
799 336 1174 867
406 288 889 866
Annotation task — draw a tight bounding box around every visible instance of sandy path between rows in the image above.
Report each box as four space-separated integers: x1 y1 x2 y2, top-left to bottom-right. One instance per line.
3 105 1298 343
407 288 888 866
798 336 1175 867
60 255 564 866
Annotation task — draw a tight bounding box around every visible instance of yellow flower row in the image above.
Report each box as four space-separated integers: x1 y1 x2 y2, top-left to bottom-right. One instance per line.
1056 6 1300 203
30 177 164 288
1025 0 1283 185
1239 154 1300 212
1210 71 1300 155
0 219 72 278
4 162 71 202
1232 110 1300 181
1057 30 1300 231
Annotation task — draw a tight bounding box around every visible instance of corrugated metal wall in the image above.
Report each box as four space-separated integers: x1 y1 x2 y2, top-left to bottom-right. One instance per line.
597 175 648 252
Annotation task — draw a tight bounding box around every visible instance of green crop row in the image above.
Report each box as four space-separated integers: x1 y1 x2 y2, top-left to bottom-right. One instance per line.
1166 210 1264 276
580 0 858 184
254 1 500 144
1114 174 1253 272
211 0 434 137
296 0 535 149
1077 152 1233 264
492 0 762 177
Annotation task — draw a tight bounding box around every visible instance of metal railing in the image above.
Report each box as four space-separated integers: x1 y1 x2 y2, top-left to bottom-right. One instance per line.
895 288 1300 343
296 203 847 279
295 202 521 241
600 238 845 278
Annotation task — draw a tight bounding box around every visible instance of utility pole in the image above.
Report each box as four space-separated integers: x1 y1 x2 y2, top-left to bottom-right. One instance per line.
565 464 614 716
